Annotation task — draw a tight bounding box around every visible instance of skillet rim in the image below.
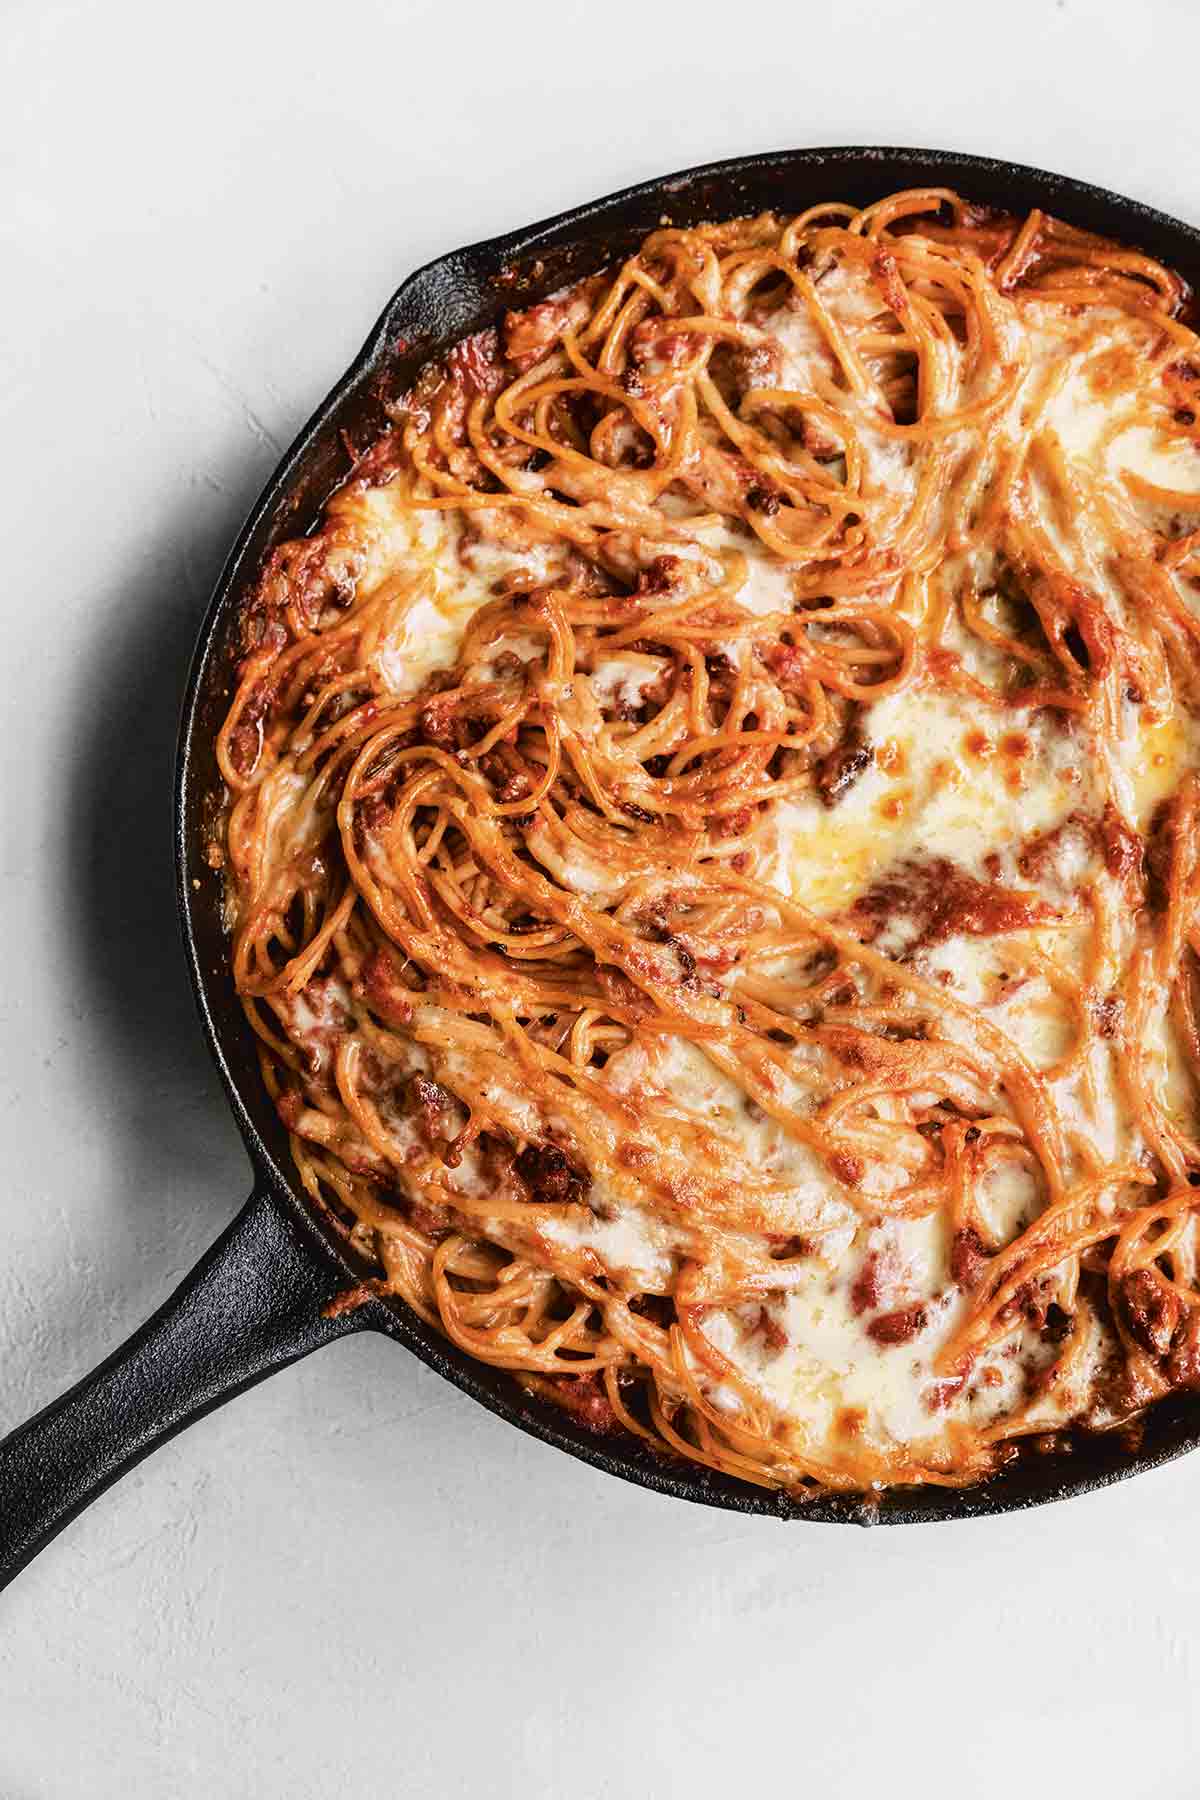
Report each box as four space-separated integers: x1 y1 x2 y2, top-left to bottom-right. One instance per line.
175 144 1200 1526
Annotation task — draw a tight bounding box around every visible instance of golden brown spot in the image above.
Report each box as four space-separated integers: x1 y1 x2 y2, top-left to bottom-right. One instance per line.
876 738 907 775
963 729 992 760
878 790 909 822
1001 731 1031 759
836 1406 867 1438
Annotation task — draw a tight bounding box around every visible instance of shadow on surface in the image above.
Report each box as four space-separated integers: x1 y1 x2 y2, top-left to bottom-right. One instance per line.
29 455 274 1403
64 513 236 1119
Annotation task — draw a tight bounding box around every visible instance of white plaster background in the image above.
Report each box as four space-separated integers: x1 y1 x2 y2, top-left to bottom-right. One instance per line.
3 1 1200 1793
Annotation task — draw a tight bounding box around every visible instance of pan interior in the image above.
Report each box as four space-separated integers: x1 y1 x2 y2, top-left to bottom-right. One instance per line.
176 147 1200 1524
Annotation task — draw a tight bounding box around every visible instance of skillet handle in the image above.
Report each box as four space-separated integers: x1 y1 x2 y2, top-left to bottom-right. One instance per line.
0 1184 372 1592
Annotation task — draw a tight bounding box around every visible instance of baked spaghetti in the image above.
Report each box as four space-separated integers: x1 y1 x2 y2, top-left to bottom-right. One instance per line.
216 188 1200 1495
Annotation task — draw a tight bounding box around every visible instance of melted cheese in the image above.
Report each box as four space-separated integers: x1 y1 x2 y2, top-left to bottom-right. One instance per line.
587 655 667 711
253 765 327 901
768 268 921 510
312 260 1200 1472
1043 351 1200 493
765 682 1090 915
333 490 564 696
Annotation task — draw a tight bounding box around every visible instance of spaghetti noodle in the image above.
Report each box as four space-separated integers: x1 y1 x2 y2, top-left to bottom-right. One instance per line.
216 190 1200 1495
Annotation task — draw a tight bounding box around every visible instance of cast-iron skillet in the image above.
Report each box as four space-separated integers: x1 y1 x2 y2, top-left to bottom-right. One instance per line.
3 146 1200 1588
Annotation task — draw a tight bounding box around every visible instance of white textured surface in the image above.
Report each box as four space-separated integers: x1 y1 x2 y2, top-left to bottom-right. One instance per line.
3 1 1200 1792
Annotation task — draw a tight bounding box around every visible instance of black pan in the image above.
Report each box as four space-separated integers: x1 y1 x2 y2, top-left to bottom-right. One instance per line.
4 146 1200 1586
